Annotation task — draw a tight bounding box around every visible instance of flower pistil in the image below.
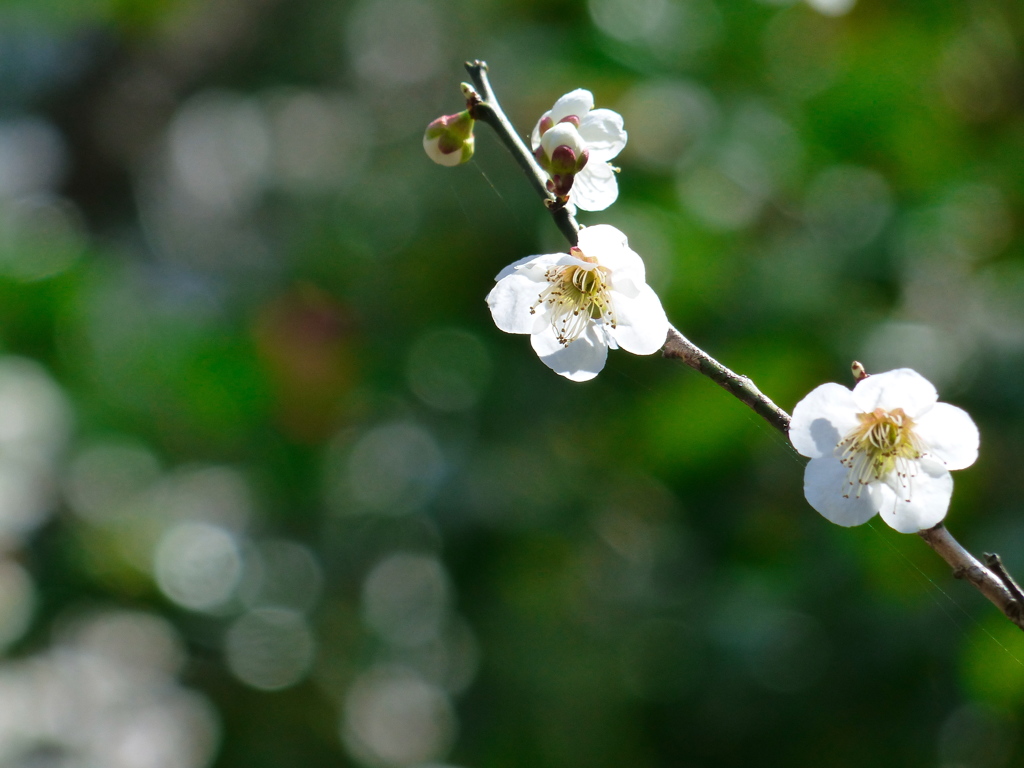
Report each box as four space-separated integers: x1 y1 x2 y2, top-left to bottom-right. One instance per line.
531 247 616 346
836 407 927 499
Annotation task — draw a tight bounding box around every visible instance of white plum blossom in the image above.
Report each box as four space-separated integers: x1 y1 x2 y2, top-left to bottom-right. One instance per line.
789 368 979 533
531 89 627 211
486 225 668 382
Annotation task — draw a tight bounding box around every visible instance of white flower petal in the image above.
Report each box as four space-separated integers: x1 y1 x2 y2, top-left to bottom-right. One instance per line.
576 223 626 251
531 323 608 381
789 383 860 459
611 275 641 299
571 162 619 211
578 225 644 279
530 114 548 151
803 456 879 527
874 460 953 533
541 123 586 158
853 368 937 416
578 108 627 161
493 252 565 281
529 323 564 356
550 89 594 124
486 273 546 335
914 403 979 471
609 284 669 355
516 253 586 282
423 135 465 167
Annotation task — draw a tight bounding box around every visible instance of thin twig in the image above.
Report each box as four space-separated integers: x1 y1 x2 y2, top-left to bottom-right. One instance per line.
464 61 580 246
662 326 792 435
462 58 1024 633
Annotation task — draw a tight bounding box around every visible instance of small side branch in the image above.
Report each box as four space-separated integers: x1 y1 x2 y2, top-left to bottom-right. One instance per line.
984 553 1024 606
918 525 1024 629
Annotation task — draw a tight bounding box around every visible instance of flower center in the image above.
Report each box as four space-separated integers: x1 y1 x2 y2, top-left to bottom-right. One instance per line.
531 248 616 346
835 407 927 499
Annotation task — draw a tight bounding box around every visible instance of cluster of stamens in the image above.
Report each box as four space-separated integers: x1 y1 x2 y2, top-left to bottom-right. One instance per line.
530 248 616 347
835 407 927 501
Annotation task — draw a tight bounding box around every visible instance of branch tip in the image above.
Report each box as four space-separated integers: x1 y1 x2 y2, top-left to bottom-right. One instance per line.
984 552 1024 604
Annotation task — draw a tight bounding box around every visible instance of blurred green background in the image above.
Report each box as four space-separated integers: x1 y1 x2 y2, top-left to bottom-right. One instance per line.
0 0 1021 766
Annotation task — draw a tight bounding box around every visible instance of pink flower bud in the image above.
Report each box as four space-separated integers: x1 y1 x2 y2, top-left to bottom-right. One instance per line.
540 123 585 161
549 144 578 176
423 110 475 167
548 174 573 198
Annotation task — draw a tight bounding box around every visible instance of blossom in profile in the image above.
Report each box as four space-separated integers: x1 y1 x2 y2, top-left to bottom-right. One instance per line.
531 89 627 211
485 225 668 382
423 110 475 166
789 368 979 533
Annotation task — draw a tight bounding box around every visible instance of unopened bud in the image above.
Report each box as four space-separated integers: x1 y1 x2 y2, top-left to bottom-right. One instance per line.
538 123 589 199
549 144 577 175
547 171 578 199
550 145 589 176
540 123 585 162
423 110 475 167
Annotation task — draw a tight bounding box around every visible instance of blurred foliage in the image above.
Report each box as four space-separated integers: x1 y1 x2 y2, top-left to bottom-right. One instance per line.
0 0 1021 766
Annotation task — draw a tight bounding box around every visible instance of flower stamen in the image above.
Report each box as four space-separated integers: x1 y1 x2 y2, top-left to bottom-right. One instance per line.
530 251 617 346
835 407 928 501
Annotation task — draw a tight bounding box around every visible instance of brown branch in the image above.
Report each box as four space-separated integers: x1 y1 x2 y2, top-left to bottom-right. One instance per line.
461 58 1024 634
661 326 791 435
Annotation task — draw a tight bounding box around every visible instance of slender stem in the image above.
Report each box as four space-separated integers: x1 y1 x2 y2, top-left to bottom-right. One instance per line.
462 58 1024 633
464 61 580 245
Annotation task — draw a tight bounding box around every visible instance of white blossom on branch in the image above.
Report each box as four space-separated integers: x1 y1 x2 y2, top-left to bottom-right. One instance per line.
790 368 979 533
486 225 668 382
531 89 626 211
